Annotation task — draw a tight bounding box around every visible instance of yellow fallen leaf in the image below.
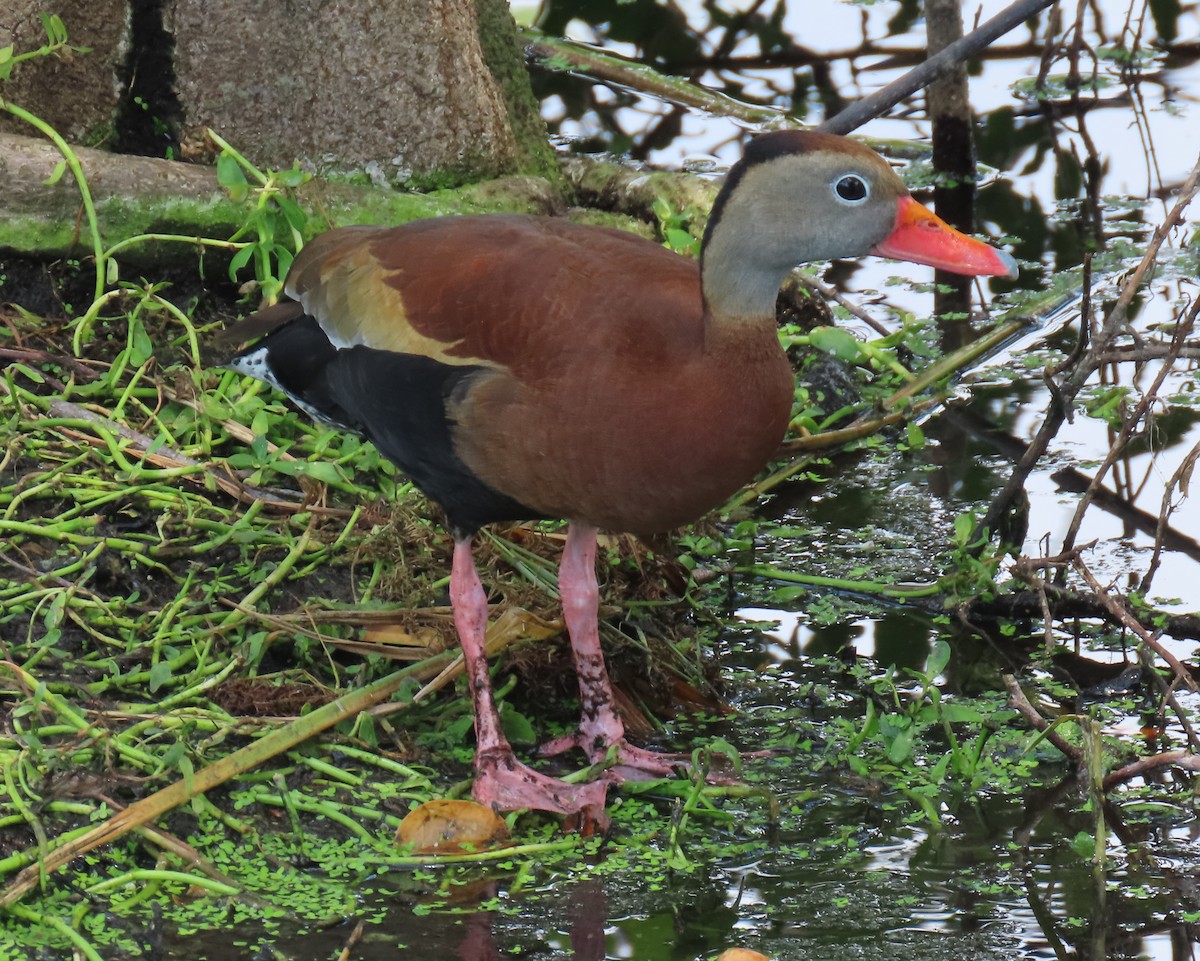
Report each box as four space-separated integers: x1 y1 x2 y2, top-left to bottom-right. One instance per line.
396 799 510 854
715 950 772 961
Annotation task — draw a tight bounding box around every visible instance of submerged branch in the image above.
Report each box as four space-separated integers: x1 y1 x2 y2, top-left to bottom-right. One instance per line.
1102 751 1200 792
969 586 1200 643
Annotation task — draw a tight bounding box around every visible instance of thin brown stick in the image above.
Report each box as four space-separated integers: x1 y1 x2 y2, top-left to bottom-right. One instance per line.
1137 644 1200 754
1142 439 1200 596
335 920 366 961
820 0 1059 134
794 274 892 337
979 147 1200 538
1071 556 1198 692
1003 673 1084 762
0 346 103 382
1101 750 1200 792
523 33 781 126
1060 297 1200 553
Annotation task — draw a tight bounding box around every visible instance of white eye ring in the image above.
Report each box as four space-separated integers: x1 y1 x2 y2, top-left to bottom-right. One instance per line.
833 174 870 204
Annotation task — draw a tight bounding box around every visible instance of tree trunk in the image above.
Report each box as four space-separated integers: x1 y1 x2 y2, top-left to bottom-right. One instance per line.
1 0 553 186
0 0 130 146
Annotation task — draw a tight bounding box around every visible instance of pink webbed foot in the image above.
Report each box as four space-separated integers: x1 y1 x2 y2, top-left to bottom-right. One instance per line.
453 536 609 830
472 746 609 828
537 730 687 782
538 731 741 785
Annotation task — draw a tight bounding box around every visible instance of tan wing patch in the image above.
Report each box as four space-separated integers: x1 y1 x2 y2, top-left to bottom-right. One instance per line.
286 230 494 369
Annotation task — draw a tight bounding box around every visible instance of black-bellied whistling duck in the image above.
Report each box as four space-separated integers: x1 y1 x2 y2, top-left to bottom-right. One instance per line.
221 131 1017 821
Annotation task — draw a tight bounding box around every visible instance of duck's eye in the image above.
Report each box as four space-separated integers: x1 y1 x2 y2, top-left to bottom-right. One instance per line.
834 174 870 204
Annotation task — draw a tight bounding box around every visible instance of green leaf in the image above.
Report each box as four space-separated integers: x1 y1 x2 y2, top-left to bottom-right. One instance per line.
217 152 249 200
128 317 153 365
277 196 308 233
703 736 742 772
886 725 915 764
228 244 255 280
44 591 66 630
940 703 986 724
298 460 343 484
1070 830 1095 859
41 12 68 45
925 639 951 677
160 740 186 768
808 326 861 361
273 244 295 278
277 163 309 188
41 159 68 189
905 420 925 449
355 712 378 747
149 660 173 692
953 511 974 542
665 227 698 255
500 705 536 746
201 394 233 420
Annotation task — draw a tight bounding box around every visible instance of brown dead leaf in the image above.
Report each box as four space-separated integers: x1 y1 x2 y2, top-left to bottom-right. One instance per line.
396 799 511 854
327 606 562 663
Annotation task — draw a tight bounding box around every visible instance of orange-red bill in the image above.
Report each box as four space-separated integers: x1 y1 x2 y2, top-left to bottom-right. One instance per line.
871 195 1019 279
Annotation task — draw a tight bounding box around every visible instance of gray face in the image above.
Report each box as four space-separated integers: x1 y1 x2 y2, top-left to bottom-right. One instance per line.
701 143 908 318
727 148 907 268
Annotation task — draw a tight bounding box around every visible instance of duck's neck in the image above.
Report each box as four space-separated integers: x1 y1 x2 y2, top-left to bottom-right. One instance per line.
700 214 796 328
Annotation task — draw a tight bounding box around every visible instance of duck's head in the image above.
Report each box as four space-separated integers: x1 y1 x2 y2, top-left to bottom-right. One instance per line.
701 130 1018 318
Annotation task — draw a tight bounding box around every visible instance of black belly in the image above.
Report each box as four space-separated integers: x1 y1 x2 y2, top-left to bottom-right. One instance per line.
229 314 545 537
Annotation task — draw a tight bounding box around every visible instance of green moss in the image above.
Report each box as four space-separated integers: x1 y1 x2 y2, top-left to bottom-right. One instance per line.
473 0 563 187
564 207 658 237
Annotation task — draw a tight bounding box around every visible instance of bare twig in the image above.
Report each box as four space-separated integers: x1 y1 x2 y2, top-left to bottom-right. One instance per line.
979 147 1200 538
1102 750 1200 792
1071 556 1199 692
523 32 782 126
793 273 892 337
1137 643 1200 754
820 0 1059 134
1003 673 1084 762
1142 440 1200 596
1060 297 1200 554
1051 466 1200 562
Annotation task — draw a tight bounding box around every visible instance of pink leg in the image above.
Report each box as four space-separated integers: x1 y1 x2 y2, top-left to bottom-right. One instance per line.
539 523 689 781
452 536 607 818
